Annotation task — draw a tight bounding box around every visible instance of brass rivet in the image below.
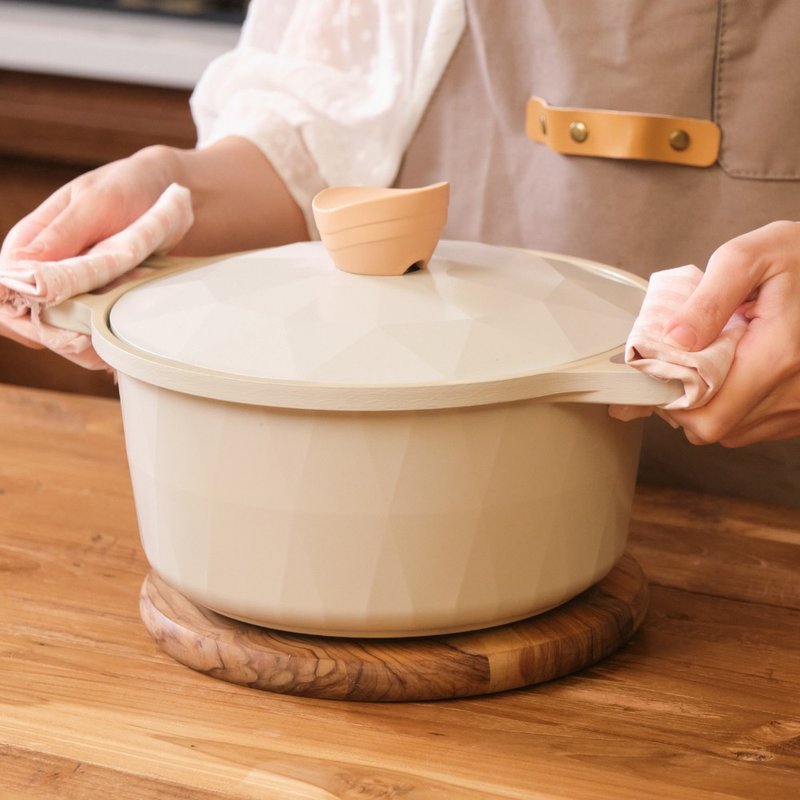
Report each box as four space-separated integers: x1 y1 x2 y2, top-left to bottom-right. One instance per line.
539 115 547 135
569 121 589 143
669 129 690 151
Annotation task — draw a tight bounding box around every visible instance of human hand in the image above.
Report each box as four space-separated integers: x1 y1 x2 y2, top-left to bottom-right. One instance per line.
659 220 800 446
2 136 308 265
0 136 307 367
1 145 176 263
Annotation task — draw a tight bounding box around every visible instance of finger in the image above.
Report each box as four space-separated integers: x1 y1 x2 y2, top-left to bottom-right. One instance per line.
668 317 790 443
715 353 800 445
718 408 800 447
1 188 71 259
17 192 119 262
4 175 139 262
662 222 794 352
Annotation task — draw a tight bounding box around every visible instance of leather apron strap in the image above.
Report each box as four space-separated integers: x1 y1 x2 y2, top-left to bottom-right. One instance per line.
526 96 721 168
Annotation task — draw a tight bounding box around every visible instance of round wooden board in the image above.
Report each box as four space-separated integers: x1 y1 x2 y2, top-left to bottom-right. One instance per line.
139 553 648 702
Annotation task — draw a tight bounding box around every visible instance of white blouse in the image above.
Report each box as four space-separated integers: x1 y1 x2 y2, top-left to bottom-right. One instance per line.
190 0 466 236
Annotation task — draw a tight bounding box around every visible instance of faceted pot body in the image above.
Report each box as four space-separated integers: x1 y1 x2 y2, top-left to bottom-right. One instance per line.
119 372 644 637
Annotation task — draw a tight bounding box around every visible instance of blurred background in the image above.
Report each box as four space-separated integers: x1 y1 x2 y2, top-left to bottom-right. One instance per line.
24 1 248 24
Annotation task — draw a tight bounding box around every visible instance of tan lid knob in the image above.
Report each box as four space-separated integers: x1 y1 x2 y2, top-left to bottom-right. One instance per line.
312 182 450 276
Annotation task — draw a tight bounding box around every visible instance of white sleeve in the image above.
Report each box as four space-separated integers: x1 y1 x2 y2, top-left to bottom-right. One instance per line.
190 0 466 236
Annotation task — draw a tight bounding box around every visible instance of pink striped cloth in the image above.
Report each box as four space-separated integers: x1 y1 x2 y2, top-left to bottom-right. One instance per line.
609 265 749 422
0 183 193 370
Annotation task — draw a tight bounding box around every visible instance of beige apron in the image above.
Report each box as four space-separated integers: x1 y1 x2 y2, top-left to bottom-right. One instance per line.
397 0 800 506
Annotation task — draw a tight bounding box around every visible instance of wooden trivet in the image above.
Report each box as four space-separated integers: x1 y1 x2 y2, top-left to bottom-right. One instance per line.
139 552 648 702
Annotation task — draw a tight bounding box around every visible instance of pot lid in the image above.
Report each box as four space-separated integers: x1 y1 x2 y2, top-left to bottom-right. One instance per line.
105 240 647 410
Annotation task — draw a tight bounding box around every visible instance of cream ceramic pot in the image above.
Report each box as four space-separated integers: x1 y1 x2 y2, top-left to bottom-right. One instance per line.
46 240 680 637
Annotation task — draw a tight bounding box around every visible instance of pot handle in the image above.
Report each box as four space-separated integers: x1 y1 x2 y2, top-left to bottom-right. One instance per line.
547 349 684 406
39 254 213 335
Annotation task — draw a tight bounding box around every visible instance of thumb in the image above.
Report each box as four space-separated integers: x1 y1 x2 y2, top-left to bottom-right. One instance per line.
662 234 766 351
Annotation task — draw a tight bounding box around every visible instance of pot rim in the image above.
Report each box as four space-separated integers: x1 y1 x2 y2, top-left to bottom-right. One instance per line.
48 241 683 410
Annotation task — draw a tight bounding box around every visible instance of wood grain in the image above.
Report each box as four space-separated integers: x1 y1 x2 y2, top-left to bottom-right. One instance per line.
0 384 798 799
139 555 648 702
0 69 195 167
1 744 235 800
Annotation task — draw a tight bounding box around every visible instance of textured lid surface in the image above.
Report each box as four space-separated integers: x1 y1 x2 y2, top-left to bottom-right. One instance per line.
109 240 644 396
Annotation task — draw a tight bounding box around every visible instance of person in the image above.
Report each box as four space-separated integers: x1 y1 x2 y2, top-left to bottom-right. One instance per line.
3 0 800 504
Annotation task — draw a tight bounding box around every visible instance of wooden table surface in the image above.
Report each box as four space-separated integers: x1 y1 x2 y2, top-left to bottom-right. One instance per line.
1 384 798 799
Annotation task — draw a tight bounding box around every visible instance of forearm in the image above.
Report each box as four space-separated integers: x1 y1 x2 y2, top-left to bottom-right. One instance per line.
142 136 309 256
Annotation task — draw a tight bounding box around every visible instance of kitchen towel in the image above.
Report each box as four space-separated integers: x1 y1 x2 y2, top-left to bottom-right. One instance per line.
0 183 193 369
609 264 749 422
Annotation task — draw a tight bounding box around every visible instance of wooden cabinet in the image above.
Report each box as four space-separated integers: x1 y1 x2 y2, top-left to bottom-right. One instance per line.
0 68 196 396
